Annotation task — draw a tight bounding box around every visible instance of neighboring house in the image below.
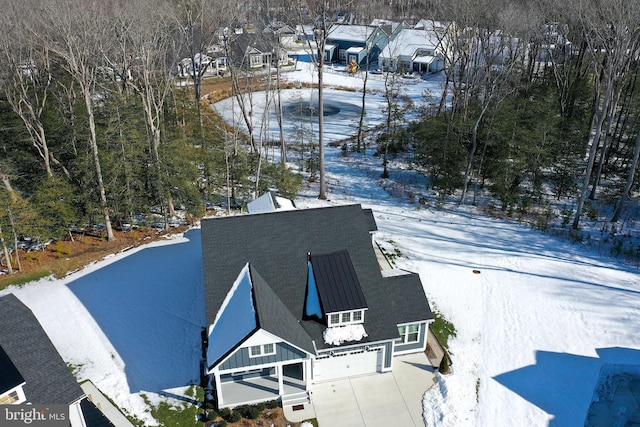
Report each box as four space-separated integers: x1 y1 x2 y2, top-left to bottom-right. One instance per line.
325 24 393 66
201 204 433 409
177 53 227 78
227 31 289 71
533 22 571 64
246 192 296 214
379 28 446 73
263 21 298 48
0 294 118 427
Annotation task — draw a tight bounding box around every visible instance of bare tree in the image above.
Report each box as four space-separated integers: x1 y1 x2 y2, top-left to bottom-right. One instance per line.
298 0 338 200
569 0 640 228
109 1 182 223
38 0 116 240
0 4 69 178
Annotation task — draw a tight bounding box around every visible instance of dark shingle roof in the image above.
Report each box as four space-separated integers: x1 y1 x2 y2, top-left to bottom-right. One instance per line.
0 294 85 405
201 204 432 351
310 251 367 313
0 344 24 394
251 266 315 355
384 272 434 325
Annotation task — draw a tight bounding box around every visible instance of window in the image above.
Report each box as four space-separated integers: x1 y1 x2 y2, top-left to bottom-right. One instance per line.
396 324 420 344
328 310 365 326
249 343 276 357
250 54 263 68
339 49 347 61
0 390 19 405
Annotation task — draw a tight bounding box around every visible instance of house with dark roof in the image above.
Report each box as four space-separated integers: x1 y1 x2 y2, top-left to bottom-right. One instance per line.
324 24 389 66
201 204 433 409
0 294 116 427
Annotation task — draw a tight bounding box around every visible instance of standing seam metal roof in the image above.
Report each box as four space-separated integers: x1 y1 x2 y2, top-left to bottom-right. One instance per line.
310 251 367 313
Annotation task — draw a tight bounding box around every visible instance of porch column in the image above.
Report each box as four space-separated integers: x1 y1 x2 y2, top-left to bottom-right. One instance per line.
277 365 284 396
213 371 223 407
304 360 311 390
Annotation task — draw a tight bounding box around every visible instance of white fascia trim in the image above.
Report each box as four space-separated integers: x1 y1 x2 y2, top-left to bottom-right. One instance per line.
396 319 430 327
315 338 393 356
209 263 252 334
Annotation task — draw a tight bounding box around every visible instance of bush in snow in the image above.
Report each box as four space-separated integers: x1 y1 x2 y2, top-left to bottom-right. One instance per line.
438 353 451 375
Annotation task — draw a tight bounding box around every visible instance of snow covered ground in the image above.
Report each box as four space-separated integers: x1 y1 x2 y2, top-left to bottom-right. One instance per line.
0 58 638 427
0 233 205 425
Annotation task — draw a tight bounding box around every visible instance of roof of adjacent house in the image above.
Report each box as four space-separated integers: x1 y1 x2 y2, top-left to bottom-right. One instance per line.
247 192 296 214
201 204 432 352
379 28 441 59
0 345 24 395
0 294 85 405
310 251 367 313
327 24 376 43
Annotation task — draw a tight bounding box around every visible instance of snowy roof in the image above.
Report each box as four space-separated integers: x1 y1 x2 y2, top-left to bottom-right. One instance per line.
201 205 432 351
380 28 440 59
414 55 436 64
414 19 450 33
247 192 296 214
346 46 365 54
0 294 85 405
327 24 376 43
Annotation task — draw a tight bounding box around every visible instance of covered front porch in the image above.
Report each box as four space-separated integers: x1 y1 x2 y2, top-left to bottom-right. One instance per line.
216 362 308 408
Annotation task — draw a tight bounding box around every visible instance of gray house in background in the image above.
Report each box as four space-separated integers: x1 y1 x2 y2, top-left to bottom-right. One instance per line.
0 294 116 427
201 204 433 409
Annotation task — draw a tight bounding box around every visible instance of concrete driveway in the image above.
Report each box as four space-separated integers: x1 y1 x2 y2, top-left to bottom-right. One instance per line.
310 352 436 427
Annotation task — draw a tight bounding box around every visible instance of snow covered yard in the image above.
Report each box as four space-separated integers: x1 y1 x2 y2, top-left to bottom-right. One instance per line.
0 59 638 427
0 231 205 425
296 146 640 426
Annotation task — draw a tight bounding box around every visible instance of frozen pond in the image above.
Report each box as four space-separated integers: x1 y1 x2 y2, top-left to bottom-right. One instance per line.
212 88 388 145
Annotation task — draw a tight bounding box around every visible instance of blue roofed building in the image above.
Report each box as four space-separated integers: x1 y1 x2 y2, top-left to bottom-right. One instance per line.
201 204 434 410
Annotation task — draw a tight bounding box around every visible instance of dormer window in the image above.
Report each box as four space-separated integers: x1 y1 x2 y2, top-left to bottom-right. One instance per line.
305 251 369 327
327 309 366 326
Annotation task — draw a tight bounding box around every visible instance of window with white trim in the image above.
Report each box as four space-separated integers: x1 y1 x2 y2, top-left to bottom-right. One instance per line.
250 54 263 67
0 390 20 405
339 49 347 61
249 343 276 357
396 324 420 344
327 309 365 326
330 313 340 325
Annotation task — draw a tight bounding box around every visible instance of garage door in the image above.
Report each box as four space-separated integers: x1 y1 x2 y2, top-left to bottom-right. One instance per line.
313 348 382 381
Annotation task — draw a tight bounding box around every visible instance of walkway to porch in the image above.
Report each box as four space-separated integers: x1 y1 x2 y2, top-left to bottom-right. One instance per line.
220 375 307 407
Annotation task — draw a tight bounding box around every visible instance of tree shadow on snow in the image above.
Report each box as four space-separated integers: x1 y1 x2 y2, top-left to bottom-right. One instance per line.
493 347 640 426
67 229 205 394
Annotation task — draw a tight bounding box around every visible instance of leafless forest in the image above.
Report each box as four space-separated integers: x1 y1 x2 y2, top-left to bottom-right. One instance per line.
1 0 640 263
